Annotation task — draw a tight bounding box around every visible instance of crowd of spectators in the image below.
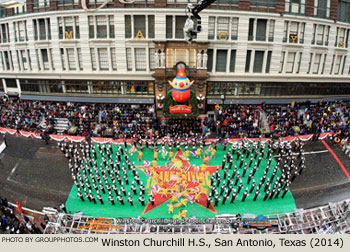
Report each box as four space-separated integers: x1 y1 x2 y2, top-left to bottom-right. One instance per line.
215 101 349 140
1 96 349 140
0 197 44 234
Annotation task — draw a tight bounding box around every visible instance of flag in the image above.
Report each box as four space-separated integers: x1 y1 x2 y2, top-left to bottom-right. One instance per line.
161 148 168 159
204 145 213 154
129 145 136 156
190 150 197 158
143 161 152 176
186 194 195 203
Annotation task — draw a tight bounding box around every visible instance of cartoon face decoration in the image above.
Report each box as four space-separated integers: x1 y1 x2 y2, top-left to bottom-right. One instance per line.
168 66 194 90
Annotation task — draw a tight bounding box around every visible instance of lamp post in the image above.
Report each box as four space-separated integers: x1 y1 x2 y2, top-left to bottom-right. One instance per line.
221 94 225 108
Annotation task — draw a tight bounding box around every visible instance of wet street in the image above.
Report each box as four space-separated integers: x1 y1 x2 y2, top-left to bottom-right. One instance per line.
0 134 349 212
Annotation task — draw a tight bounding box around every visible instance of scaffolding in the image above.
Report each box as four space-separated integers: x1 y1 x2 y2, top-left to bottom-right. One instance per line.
44 199 350 234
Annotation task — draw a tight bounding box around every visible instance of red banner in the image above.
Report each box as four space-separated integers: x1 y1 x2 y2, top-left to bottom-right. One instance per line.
169 105 192 114
0 126 335 144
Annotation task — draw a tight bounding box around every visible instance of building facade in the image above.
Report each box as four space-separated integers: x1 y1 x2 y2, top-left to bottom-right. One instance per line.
1 0 350 115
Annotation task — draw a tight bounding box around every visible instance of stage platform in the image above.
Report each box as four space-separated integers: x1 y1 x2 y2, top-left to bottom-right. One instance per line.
65 144 296 218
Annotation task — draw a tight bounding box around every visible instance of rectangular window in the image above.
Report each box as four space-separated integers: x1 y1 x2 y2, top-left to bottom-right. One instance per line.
148 15 155 39
189 49 196 68
216 49 227 72
317 0 328 18
330 54 335 74
96 16 107 38
289 21 298 43
297 52 302 73
125 15 131 38
135 48 146 71
313 53 321 74
300 23 305 43
75 17 80 39
279 51 285 73
149 48 155 71
266 51 272 73
338 28 346 47
166 16 173 39
111 48 117 70
67 48 76 70
49 49 54 70
245 50 252 72
256 19 267 41
109 16 114 38
325 26 330 45
342 56 346 74
90 48 96 70
207 49 213 72
58 18 63 39
268 20 275 42
21 50 27 70
166 48 173 68
312 24 316 44
98 48 109 70
317 25 325 45
335 55 342 74
217 17 229 40
283 21 288 42
134 15 146 38
286 0 306 14
175 48 187 64
16 51 21 71
38 19 46 40
253 51 264 73
286 52 296 73
175 16 187 39
231 18 238 40
126 48 132 71
208 17 215 40
41 49 49 70
88 16 95 38
64 16 74 39
77 48 83 70
60 48 66 70
307 53 313 74
321 54 326 74
230 50 236 72
248 19 254 40
4 51 11 70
